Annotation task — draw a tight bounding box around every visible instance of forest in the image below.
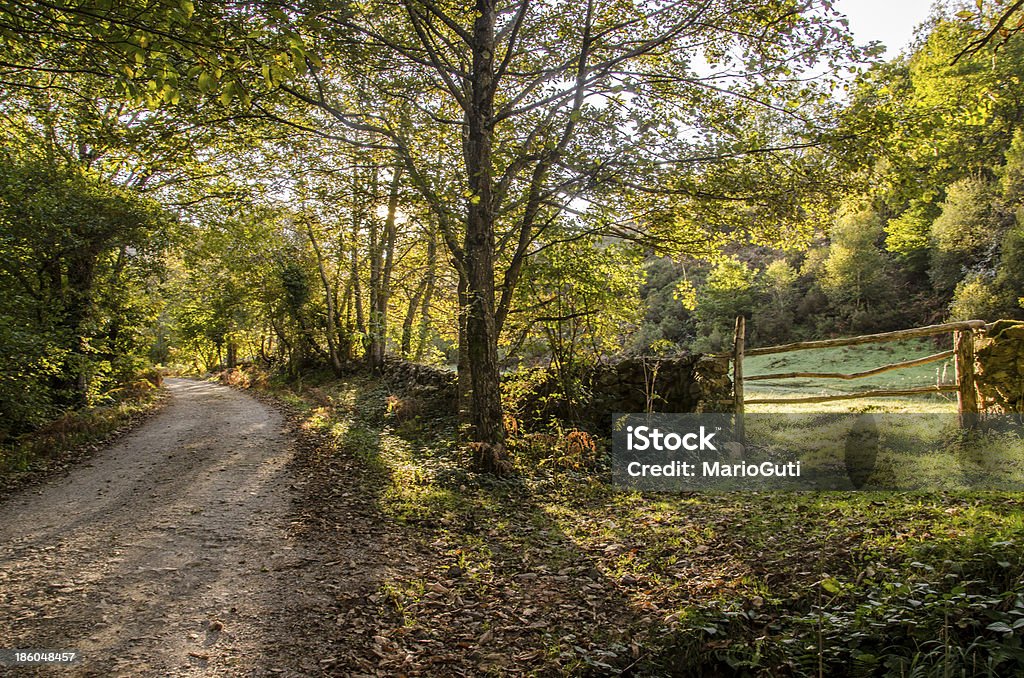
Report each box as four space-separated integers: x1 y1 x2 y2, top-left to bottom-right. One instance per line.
1 1 1023 438
2 1 1024 676
2 0 1023 450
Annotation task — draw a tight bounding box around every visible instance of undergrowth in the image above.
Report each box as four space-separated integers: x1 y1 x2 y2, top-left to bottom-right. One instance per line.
0 379 164 486
228 364 1024 677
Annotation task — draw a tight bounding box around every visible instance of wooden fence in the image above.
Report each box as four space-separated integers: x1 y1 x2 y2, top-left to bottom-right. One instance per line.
726 318 988 438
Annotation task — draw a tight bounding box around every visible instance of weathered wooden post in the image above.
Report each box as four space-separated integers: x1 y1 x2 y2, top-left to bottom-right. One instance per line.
733 315 746 444
954 328 979 428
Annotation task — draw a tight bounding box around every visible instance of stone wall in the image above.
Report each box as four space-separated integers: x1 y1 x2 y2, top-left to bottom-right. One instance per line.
587 356 733 416
379 358 457 409
975 320 1024 414
378 354 734 430
378 326 1023 419
507 355 733 434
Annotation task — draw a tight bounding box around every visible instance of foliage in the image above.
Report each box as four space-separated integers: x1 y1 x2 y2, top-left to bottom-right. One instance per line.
241 370 1024 676
692 258 756 352
930 177 1005 293
627 7 1024 351
819 202 896 328
752 259 801 342
950 274 1004 321
0 380 162 489
0 152 169 434
885 204 933 257
628 257 699 354
510 238 643 374
0 0 321 110
5 0 1024 453
953 0 1024 63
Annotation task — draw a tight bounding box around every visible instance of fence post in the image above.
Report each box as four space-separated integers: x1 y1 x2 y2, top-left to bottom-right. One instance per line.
733 315 746 444
954 329 979 428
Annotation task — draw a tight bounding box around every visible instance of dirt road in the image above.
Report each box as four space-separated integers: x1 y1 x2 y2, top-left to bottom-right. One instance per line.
0 378 330 676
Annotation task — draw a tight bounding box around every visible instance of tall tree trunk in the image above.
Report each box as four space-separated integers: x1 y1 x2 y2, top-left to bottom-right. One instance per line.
102 245 128 360
350 173 367 342
368 167 403 372
337 230 353 359
341 274 354 359
456 269 471 426
400 281 425 357
62 248 100 408
462 0 507 471
305 219 343 374
414 229 437 361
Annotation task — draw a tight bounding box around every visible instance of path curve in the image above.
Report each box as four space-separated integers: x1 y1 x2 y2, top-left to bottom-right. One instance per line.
0 378 318 676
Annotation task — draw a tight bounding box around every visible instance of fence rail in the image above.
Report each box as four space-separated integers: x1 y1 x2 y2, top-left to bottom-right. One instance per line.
725 318 986 430
739 320 987 357
743 350 955 382
743 385 960 405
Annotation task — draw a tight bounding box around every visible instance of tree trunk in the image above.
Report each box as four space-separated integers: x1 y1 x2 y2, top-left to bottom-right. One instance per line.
62 248 100 408
414 231 437 361
102 245 128 361
368 167 402 372
400 281 425 357
462 0 508 471
305 219 343 374
340 275 354 359
456 269 472 426
350 174 367 342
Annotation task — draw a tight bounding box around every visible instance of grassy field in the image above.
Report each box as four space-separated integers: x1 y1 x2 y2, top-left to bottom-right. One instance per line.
744 338 959 414
739 338 1024 491
234 367 1024 677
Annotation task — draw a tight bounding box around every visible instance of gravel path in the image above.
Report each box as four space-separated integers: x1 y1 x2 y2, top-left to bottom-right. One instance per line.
0 378 325 676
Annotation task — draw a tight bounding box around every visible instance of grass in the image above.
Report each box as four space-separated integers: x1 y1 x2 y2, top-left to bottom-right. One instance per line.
238 365 1024 676
744 338 958 413
739 339 1024 492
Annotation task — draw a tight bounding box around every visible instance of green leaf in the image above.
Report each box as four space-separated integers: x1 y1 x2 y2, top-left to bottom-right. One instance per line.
197 71 214 93
821 577 841 594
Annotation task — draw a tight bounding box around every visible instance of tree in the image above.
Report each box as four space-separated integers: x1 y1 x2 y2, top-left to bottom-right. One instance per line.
507 236 643 411
2 1 862 471
271 0 858 469
838 14 1024 213
819 202 894 328
930 177 1005 293
628 257 699 354
0 153 168 417
831 10 1024 326
753 259 801 343
999 129 1024 203
693 258 756 352
949 274 1002 320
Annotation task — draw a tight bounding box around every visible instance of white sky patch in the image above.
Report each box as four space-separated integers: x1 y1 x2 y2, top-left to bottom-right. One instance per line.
375 204 409 224
834 0 936 58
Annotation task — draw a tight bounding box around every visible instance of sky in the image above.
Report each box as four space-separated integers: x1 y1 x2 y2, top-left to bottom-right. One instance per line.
834 0 937 58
